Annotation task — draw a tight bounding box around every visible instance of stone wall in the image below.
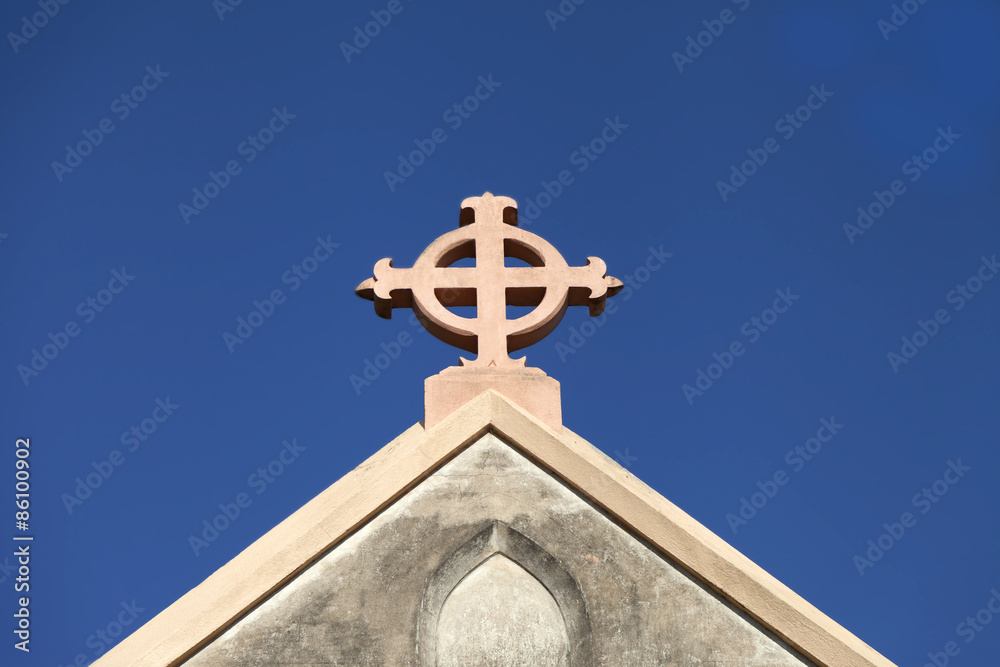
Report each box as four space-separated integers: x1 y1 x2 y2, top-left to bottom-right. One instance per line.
186 432 814 666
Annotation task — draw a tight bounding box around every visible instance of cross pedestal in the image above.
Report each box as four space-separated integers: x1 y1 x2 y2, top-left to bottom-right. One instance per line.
425 366 561 430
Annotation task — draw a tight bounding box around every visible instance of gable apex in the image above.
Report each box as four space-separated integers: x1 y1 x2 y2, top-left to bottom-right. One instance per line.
95 390 894 667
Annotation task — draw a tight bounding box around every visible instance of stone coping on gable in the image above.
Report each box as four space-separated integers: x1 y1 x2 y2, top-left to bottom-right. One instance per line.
94 390 896 667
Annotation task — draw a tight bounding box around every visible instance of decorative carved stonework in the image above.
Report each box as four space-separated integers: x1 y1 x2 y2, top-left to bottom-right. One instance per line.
356 192 622 429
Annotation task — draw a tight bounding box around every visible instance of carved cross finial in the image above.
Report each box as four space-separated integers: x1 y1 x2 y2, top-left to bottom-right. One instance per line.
356 192 623 370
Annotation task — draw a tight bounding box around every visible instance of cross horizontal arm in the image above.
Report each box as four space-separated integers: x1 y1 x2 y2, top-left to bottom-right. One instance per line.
355 262 480 318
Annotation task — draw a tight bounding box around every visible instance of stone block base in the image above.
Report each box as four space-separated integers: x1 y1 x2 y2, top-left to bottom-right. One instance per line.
425 366 561 431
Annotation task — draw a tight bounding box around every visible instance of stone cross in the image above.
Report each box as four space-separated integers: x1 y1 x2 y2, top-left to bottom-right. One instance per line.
356 192 623 369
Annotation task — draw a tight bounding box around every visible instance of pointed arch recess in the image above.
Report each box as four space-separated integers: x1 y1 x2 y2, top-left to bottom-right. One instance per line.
417 521 593 666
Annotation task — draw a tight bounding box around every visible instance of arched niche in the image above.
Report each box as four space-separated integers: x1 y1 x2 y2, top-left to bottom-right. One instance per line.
437 553 569 665
417 522 592 666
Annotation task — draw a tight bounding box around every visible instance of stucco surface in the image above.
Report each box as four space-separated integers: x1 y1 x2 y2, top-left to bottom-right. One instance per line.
437 553 569 666
186 433 814 666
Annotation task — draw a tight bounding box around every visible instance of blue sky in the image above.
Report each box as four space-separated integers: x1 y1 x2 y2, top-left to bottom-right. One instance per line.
2 0 999 664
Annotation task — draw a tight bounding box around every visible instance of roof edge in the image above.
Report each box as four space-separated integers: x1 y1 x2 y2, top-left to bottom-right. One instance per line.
95 390 895 667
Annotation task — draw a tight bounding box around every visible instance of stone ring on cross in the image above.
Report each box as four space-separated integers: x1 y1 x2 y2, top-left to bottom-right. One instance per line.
356 192 623 369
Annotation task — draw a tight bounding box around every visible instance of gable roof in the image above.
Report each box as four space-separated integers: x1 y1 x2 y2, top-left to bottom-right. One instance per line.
95 390 895 667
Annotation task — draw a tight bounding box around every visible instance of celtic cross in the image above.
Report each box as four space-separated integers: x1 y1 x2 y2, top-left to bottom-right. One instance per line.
356 192 623 370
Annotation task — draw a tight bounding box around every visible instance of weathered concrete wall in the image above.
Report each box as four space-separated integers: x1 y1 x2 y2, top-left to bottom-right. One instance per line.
186 433 815 666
